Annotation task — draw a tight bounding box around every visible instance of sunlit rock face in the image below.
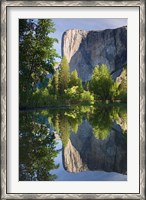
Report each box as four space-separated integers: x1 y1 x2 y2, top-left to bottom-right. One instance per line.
63 139 88 172
63 120 127 174
62 27 127 82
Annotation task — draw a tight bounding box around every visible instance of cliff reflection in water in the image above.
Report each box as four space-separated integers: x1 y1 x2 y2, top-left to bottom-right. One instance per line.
63 120 127 174
19 104 127 181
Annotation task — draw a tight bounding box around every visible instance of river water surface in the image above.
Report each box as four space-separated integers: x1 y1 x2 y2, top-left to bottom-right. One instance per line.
19 104 127 181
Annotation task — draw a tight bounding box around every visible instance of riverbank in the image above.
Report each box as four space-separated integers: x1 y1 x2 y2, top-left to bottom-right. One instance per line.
20 101 127 112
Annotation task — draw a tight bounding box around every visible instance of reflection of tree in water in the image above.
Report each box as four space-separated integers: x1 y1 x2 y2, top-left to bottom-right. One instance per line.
19 112 59 181
46 107 84 146
88 106 113 140
88 104 127 140
42 104 127 146
19 104 127 180
60 104 127 174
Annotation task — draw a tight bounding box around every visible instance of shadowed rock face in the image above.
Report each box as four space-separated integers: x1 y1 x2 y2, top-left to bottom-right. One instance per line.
62 27 127 82
63 120 127 174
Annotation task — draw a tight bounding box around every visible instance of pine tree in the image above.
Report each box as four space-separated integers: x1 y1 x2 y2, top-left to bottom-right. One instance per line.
69 70 83 91
58 56 70 95
52 70 59 95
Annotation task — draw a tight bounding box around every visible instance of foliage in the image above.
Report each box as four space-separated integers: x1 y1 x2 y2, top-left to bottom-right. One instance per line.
88 104 127 140
111 69 127 101
19 17 127 108
80 91 94 104
52 70 59 96
110 80 120 100
61 69 88 104
59 116 70 147
41 104 127 144
19 111 59 181
19 19 58 108
64 108 82 133
89 64 113 100
58 56 70 96
88 105 113 140
31 86 57 107
64 86 80 103
69 70 83 91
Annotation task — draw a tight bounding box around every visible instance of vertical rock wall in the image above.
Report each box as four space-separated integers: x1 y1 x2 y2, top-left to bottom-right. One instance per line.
62 27 127 82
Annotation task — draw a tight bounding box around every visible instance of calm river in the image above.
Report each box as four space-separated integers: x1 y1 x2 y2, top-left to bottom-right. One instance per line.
19 104 127 181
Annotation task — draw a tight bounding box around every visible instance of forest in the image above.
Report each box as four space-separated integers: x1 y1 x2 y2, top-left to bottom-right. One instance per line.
19 19 127 109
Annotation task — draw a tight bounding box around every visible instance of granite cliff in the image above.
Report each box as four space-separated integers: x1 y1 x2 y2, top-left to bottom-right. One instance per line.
62 27 127 82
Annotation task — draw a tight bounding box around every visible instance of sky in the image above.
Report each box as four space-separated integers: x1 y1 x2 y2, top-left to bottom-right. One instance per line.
51 18 127 62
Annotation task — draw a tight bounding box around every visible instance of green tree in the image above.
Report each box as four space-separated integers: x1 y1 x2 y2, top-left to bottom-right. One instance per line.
80 91 94 104
89 64 113 100
58 56 70 96
111 80 120 100
52 70 59 96
64 85 82 103
19 19 58 107
63 70 84 103
69 70 83 91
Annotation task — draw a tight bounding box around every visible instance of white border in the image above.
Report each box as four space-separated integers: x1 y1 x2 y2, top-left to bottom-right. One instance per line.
7 7 139 194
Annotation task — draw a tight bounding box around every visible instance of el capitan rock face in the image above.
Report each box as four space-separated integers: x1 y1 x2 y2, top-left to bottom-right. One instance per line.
62 27 127 82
